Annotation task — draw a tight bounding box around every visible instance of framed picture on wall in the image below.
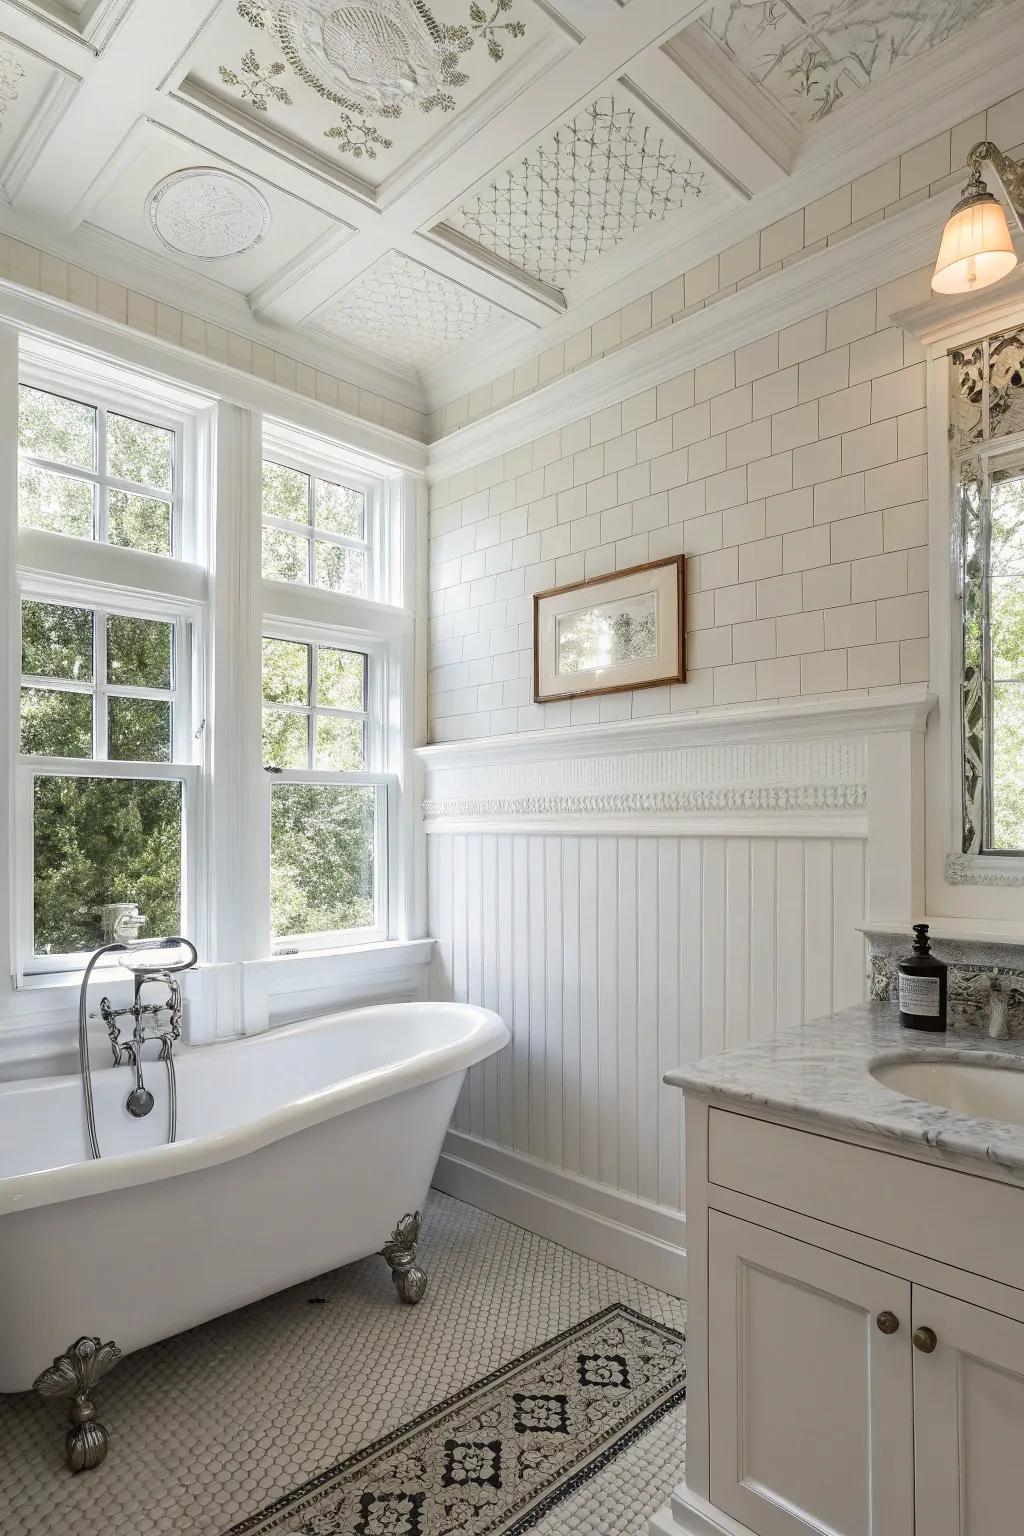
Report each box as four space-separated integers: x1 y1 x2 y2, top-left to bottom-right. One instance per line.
533 555 685 704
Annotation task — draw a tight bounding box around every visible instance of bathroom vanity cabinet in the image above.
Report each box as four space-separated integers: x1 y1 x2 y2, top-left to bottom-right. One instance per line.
650 1007 1024 1536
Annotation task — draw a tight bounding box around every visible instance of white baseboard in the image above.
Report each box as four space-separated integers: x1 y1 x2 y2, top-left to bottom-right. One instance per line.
650 1486 757 1536
432 1129 687 1298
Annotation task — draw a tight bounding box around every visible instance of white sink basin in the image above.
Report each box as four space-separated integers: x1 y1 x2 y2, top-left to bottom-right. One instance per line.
871 1058 1024 1126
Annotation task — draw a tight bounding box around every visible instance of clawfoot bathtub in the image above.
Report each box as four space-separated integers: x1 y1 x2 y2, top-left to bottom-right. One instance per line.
0 1001 507 1464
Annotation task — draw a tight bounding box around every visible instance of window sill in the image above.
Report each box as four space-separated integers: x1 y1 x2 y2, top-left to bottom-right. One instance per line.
12 938 434 997
244 938 434 982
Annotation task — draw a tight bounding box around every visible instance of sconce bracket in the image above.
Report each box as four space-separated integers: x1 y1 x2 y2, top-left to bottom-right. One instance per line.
968 140 1024 232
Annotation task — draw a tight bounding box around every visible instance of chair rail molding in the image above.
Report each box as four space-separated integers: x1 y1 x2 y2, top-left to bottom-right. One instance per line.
419 689 936 920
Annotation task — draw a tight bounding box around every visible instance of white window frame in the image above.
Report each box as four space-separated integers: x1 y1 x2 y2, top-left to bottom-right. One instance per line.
931 312 1024 892
262 616 395 955
260 431 382 602
18 350 197 563
11 342 210 981
15 575 207 977
1 319 424 1032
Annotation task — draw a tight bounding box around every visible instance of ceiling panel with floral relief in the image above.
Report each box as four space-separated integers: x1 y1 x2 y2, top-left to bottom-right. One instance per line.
691 0 1014 128
183 0 552 189
441 90 730 292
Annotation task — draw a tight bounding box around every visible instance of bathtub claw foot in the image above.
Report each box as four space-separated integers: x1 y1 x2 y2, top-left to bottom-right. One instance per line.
380 1211 428 1305
33 1336 122 1472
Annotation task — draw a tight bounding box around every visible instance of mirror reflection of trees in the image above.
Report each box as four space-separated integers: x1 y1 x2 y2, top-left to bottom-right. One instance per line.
990 473 1024 850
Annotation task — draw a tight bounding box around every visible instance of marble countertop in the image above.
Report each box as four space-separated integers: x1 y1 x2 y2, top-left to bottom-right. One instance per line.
666 1001 1024 1183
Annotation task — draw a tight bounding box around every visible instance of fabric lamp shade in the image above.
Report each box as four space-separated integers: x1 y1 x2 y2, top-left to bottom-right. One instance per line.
932 192 1018 294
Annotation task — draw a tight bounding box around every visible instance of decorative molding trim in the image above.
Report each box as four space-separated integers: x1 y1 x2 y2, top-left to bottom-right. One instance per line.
0 62 80 207
895 263 1024 350
945 851 1024 888
433 1130 686 1301
0 277 429 471
420 693 934 836
650 1485 756 1536
663 28 797 178
419 690 937 771
424 784 867 820
426 5 1024 413
428 195 948 479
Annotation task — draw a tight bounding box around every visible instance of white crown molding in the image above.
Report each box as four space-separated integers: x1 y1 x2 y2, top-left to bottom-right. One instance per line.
894 261 1024 351
425 7 1024 412
428 193 947 479
0 275 429 470
0 201 431 413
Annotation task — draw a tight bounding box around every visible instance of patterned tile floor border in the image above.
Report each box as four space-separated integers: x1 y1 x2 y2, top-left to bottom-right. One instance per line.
224 1305 686 1536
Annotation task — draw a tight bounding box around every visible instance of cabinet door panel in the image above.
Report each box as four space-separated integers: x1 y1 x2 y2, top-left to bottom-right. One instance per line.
913 1286 1024 1536
708 1211 913 1536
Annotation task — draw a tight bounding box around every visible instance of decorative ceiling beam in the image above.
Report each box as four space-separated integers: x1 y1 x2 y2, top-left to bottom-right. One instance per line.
253 0 712 329
629 43 796 197
12 0 223 229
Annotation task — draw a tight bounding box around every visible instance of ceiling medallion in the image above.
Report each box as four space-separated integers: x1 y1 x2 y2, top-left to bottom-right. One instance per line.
146 168 272 261
278 1 443 112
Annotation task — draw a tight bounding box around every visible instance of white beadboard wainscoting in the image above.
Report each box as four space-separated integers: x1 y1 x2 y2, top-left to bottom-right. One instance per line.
421 688 934 1296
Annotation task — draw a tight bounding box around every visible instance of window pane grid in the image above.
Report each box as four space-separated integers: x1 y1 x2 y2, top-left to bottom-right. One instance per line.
20 455 177 504
20 600 183 766
18 385 180 557
262 637 369 773
261 458 370 596
262 628 382 946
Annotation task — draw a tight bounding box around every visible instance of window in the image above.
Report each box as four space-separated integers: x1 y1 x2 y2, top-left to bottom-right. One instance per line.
262 631 387 949
17 591 197 967
18 383 181 556
261 458 370 596
11 344 205 977
5 341 414 1000
951 327 1024 856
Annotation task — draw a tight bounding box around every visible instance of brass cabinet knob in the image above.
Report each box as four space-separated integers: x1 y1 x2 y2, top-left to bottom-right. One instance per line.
913 1326 938 1353
876 1311 900 1334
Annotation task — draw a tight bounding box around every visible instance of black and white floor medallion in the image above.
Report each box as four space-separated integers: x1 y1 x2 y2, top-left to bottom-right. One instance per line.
222 1306 686 1536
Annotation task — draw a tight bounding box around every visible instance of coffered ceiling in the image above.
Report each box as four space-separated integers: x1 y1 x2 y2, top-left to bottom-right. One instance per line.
0 0 1015 415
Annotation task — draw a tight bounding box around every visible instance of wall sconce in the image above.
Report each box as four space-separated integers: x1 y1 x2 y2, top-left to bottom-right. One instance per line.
933 139 1024 294
932 141 1024 295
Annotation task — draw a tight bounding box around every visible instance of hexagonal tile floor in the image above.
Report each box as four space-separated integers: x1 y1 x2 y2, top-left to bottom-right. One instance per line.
0 1191 686 1536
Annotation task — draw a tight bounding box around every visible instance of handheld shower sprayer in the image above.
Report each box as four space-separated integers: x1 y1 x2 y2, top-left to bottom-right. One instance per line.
78 937 198 1160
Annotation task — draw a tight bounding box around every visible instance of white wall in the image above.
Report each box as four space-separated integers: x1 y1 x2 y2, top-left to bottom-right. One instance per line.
430 827 866 1291
427 265 932 745
421 696 929 1292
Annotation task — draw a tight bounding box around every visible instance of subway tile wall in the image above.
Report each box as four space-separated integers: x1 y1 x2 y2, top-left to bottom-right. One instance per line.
0 236 428 443
427 266 934 742
429 87 1024 442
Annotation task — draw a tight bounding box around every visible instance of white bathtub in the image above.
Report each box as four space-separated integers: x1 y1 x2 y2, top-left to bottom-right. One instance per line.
0 1001 507 1394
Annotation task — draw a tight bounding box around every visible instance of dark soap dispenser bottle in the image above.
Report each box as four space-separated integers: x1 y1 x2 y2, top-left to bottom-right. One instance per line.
897 923 947 1033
